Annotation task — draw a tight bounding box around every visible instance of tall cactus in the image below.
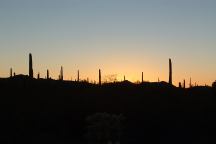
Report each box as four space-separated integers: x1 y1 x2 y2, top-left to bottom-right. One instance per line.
10 68 12 78
183 79 186 88
189 77 192 88
124 75 126 81
77 70 80 82
179 82 182 88
99 69 101 86
142 72 144 83
37 73 40 79
60 66 63 80
29 53 33 78
169 58 172 85
47 69 49 79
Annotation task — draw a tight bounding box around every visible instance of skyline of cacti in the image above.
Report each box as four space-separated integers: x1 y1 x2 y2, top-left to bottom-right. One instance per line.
1 53 212 87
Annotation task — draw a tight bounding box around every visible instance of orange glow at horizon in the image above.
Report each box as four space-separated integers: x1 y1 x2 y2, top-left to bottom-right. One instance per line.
0 61 214 87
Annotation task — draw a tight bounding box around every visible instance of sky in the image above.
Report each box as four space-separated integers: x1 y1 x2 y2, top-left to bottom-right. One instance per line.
0 0 216 86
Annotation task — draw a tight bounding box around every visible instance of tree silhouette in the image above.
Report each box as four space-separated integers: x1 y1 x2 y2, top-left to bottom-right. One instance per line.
104 74 117 83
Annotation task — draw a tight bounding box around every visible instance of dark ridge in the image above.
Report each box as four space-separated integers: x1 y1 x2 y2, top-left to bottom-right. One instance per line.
0 77 216 144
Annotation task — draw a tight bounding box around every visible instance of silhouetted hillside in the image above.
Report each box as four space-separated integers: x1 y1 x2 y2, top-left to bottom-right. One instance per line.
0 77 216 144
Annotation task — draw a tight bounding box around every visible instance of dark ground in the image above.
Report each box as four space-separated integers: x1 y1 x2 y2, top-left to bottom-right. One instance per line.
1 75 216 144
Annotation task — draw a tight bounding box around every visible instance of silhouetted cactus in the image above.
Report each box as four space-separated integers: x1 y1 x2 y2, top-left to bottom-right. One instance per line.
179 82 182 88
169 58 172 85
13 72 16 76
183 79 186 88
37 73 40 79
190 78 192 88
99 69 101 86
212 81 216 88
47 69 49 79
124 75 125 81
29 53 33 78
10 68 12 78
77 70 80 82
60 66 63 80
142 72 143 83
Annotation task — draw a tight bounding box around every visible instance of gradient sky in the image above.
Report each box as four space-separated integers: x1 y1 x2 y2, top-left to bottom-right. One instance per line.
0 0 216 86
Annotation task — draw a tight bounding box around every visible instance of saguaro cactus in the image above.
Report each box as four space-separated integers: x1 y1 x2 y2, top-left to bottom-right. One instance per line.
142 72 144 83
10 68 12 78
124 75 126 81
183 79 186 88
77 70 80 82
60 66 63 80
29 53 33 78
189 78 192 88
37 73 40 79
169 58 172 85
99 69 101 86
47 69 49 79
179 82 182 88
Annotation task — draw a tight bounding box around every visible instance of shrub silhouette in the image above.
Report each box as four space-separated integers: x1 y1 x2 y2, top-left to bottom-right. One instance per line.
86 113 124 144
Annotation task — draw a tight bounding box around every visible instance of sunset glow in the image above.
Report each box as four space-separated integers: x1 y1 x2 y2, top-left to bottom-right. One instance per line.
0 0 216 86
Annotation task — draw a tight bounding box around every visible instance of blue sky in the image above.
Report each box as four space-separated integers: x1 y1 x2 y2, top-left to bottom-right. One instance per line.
0 0 216 86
